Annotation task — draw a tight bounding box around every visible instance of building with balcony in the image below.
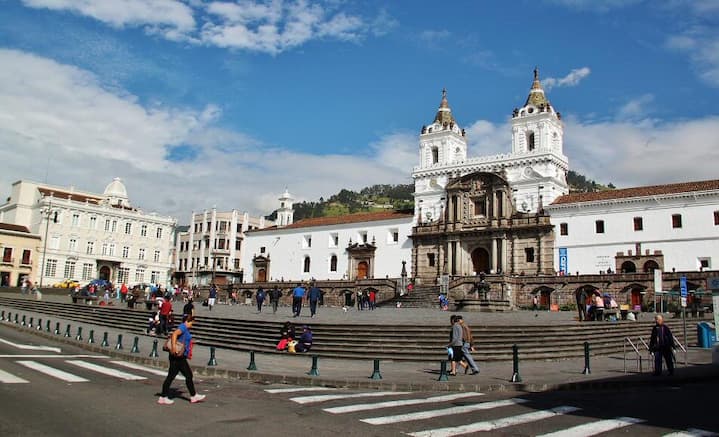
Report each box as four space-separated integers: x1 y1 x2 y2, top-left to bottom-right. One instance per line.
0 223 41 287
0 178 176 287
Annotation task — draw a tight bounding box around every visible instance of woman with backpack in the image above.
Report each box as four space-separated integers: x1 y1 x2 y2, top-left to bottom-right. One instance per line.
157 315 206 405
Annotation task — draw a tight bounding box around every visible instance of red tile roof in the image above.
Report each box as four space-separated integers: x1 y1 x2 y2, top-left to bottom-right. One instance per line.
0 223 31 233
38 187 103 204
252 210 413 232
551 179 719 205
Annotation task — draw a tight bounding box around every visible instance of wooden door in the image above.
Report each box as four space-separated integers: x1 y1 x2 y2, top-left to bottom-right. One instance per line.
257 268 266 282
357 261 368 279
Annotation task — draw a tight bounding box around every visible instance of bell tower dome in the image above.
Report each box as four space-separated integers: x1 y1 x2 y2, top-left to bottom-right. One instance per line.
276 188 294 228
511 67 564 155
418 88 468 169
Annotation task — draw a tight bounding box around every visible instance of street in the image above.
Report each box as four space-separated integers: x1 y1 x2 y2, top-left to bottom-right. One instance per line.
0 325 717 436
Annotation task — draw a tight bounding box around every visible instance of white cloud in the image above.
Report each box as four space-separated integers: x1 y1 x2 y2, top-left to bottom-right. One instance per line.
542 67 591 90
616 94 655 120
464 120 510 156
0 49 410 219
546 0 643 12
666 28 719 87
21 0 390 55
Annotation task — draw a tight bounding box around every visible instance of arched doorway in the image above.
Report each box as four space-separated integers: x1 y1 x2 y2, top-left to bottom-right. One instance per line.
620 261 636 273
643 260 659 272
471 247 490 274
357 261 368 279
257 268 266 282
631 289 642 307
533 286 554 307
99 266 110 281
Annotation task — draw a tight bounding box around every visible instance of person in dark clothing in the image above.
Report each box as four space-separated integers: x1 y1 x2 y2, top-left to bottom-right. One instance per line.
256 288 266 313
295 325 313 352
308 285 321 318
158 316 205 405
576 291 587 321
649 314 675 376
208 285 217 311
269 286 281 314
280 321 296 341
182 298 195 322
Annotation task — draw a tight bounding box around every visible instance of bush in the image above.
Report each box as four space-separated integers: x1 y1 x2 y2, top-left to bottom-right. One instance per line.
560 303 577 312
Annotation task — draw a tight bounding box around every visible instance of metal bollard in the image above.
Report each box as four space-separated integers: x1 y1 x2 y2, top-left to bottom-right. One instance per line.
207 347 218 366
370 359 382 380
307 355 320 376
510 344 522 382
21 315 26 326
149 339 159 358
246 350 257 371
88 329 95 344
46 320 51 332
582 341 591 375
75 326 83 341
131 337 140 353
14 313 19 324
115 334 123 350
28 317 34 328
64 324 71 338
37 318 43 330
438 360 449 381
54 322 60 335
0 310 4 321
101 332 109 347
5 311 10 323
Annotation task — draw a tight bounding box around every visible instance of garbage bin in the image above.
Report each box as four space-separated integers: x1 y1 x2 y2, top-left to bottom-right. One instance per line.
697 322 717 348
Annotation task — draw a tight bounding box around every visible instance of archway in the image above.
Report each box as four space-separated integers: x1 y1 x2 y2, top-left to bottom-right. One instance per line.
257 268 266 282
532 286 554 308
357 261 368 280
471 247 490 274
643 260 659 273
620 261 636 273
99 266 110 281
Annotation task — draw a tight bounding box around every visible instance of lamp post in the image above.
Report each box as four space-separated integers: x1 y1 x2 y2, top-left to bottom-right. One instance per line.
38 200 57 289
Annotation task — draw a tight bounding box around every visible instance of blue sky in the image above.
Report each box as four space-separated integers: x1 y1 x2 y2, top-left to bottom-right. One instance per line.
1 0 718 219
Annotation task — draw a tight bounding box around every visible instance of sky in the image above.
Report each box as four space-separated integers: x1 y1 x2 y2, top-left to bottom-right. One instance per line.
1 0 718 221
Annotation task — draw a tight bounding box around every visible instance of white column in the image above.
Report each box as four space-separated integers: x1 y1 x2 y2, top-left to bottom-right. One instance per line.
491 237 498 273
501 236 508 274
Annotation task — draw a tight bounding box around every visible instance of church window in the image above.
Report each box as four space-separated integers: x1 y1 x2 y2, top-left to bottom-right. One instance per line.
525 248 535 263
330 255 338 272
431 147 439 164
672 214 682 228
560 223 568 236
527 132 535 151
303 256 311 273
235 239 242 250
633 217 643 231
427 253 435 267
714 211 719 225
303 235 312 248
473 197 486 216
595 220 605 234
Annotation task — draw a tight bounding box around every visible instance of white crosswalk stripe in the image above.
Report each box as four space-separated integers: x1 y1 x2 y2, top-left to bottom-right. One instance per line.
109 360 184 381
265 387 337 394
65 360 147 380
361 398 527 425
289 391 409 405
324 392 483 414
0 368 29 383
664 430 719 437
537 416 645 437
16 360 89 382
406 405 581 437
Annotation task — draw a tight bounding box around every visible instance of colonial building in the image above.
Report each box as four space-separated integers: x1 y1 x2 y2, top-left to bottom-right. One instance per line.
0 178 176 287
174 207 272 286
0 223 41 287
546 179 719 275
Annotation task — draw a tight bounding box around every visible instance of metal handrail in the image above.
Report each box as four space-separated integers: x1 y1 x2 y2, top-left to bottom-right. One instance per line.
673 335 688 366
623 337 643 373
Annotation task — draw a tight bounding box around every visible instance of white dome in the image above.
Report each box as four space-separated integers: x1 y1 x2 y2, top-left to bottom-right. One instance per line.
104 177 129 205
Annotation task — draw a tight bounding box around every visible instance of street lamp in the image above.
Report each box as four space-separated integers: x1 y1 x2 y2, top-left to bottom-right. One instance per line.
38 200 58 289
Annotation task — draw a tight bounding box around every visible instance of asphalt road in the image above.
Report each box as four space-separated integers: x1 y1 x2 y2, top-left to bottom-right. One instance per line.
1 325 717 436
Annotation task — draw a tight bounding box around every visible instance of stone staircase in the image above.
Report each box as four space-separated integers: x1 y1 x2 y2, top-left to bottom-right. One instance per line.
379 285 443 309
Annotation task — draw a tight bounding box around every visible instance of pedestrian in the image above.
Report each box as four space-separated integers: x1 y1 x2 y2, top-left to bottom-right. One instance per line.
120 282 128 303
295 325 313 352
157 315 206 405
308 284 321 318
447 315 466 376
256 288 266 313
269 286 281 314
20 276 28 295
576 290 586 321
356 290 362 311
276 321 295 350
158 297 172 335
292 283 305 317
532 294 538 311
208 284 217 311
368 289 376 311
649 314 675 376
182 297 195 322
146 311 159 335
457 316 479 374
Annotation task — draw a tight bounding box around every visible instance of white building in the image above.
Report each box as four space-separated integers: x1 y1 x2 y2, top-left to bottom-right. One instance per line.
413 70 569 224
175 207 272 286
242 191 413 282
0 178 176 287
546 180 719 274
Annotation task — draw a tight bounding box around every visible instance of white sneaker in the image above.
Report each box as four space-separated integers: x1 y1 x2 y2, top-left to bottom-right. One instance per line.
190 394 206 403
157 397 174 405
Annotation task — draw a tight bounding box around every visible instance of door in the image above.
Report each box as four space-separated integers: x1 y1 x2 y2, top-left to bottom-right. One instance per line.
357 261 368 280
471 248 490 274
99 266 110 281
631 289 642 307
540 290 551 306
257 269 266 282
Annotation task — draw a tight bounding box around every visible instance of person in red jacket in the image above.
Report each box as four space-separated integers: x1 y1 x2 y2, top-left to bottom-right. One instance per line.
158 298 173 336
120 283 128 302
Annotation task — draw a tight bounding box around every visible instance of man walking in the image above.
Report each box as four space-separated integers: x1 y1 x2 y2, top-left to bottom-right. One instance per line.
649 314 675 376
292 283 306 317
308 284 321 318
256 288 266 313
269 286 281 314
458 316 479 374
208 284 217 311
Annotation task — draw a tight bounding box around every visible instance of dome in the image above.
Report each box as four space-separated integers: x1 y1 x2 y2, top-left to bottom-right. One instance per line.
103 177 129 206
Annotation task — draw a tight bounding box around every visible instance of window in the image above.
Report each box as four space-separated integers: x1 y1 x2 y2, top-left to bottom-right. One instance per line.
2 247 12 263
330 255 338 272
109 244 115 256
204 257 208 266
715 211 719 226
122 246 129 258
111 220 117 232
235 239 242 250
135 268 145 283
672 214 682 228
45 259 57 277
699 258 711 270
388 228 399 244
474 198 486 216
329 233 339 248
154 250 160 262
156 227 163 239
117 267 129 284
82 263 93 281
559 223 568 236
141 224 147 237
125 222 132 234
68 239 77 252
525 247 535 263
105 219 110 231
50 237 60 250
527 131 535 151
303 256 311 273
260 246 266 254
138 248 145 260
63 260 76 279
595 220 605 234
102 243 108 255
431 147 439 164
21 249 31 265
427 253 436 267
89 216 97 229
633 217 643 231
151 271 160 284
72 214 79 227
86 241 94 254
359 231 368 243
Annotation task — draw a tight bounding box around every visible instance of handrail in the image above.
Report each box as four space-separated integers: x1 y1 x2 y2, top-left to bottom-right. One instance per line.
638 337 651 352
673 335 688 366
623 337 643 373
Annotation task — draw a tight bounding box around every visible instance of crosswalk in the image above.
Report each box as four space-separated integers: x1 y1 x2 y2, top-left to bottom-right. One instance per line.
264 386 718 437
0 357 173 385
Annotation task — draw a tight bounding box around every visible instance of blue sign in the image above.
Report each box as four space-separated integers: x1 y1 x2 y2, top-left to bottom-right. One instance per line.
680 276 687 297
559 248 568 275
